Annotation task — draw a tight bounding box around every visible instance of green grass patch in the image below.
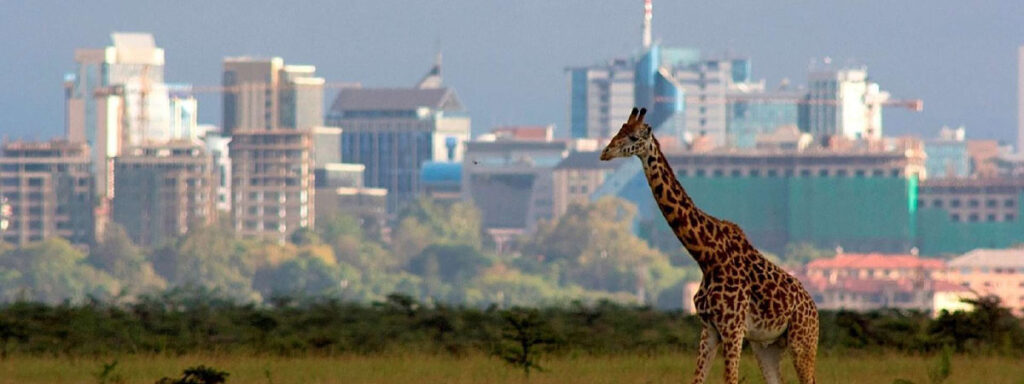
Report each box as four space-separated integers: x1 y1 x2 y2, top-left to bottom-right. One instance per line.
0 352 1022 384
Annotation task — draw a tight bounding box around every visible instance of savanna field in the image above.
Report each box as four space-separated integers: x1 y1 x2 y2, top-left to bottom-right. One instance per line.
3 353 1024 384
0 293 1022 383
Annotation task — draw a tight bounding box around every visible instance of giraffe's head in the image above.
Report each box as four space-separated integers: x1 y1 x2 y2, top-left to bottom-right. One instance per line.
600 107 654 161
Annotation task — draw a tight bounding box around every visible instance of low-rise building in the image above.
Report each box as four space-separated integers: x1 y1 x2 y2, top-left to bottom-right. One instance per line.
314 162 387 238
462 137 569 235
943 248 1024 316
803 252 950 312
0 140 94 246
552 151 621 218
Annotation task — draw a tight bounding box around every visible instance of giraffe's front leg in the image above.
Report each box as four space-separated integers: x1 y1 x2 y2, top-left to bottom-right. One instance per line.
719 324 746 384
691 326 719 384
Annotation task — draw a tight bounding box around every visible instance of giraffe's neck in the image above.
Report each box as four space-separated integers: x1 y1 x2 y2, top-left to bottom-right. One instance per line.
638 138 718 268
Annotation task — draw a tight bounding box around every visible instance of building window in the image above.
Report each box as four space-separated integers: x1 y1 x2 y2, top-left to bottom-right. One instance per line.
968 200 979 208
917 199 925 208
818 169 829 177
749 170 760 177
836 169 848 177
950 199 961 208
872 169 884 177
679 170 688 177
767 170 778 178
933 199 943 208
968 214 979 222
987 214 996 222
696 169 706 177
712 169 723 178
731 169 742 177
1006 199 1016 208
950 214 960 222
855 170 865 178
986 199 997 208
1006 214 1016 221
890 169 901 177
800 169 811 177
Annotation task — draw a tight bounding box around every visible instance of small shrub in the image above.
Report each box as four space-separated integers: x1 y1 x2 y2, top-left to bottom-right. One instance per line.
156 365 230 384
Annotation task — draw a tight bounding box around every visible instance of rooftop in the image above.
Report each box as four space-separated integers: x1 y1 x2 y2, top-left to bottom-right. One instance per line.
807 253 945 270
948 248 1024 269
491 125 554 142
329 87 462 112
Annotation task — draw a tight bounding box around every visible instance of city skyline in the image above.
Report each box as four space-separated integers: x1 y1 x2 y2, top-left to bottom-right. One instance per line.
2 1 1024 143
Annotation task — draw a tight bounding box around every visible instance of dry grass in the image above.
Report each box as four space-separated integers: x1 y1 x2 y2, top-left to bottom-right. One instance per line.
0 352 1022 384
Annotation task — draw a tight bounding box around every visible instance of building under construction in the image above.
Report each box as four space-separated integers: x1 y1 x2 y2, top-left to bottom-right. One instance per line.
0 141 94 246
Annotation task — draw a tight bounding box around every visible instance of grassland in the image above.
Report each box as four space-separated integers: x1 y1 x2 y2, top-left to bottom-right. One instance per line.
1 352 1022 384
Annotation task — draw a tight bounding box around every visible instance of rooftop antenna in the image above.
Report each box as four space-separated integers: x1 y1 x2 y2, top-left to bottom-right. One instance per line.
642 0 652 50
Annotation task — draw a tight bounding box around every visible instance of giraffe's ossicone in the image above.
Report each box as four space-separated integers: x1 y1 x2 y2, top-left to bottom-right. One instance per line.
601 107 819 384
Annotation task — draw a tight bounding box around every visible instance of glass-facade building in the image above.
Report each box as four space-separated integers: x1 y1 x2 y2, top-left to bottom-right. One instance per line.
327 87 470 212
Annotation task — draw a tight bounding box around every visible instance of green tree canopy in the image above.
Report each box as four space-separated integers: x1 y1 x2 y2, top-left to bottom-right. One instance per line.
88 223 166 295
519 197 683 302
0 238 118 303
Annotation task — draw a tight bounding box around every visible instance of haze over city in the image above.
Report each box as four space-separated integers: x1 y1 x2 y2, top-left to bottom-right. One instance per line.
3 0 1024 142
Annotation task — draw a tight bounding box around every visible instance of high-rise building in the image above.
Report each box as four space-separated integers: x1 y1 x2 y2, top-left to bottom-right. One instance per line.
326 62 470 212
204 135 232 213
1018 46 1024 153
112 141 217 247
807 68 889 140
672 57 768 147
222 57 325 135
567 58 637 139
229 130 315 242
727 90 804 149
65 33 175 198
0 141 94 246
168 84 200 140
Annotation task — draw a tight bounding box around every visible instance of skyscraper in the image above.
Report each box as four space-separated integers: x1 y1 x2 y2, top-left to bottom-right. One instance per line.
567 58 636 139
65 33 174 197
222 57 325 135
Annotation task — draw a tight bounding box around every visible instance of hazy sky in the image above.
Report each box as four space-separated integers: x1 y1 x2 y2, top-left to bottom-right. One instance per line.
2 1 1023 142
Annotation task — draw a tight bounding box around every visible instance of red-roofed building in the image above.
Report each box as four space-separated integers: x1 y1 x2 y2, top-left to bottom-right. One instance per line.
801 252 973 314
806 252 944 284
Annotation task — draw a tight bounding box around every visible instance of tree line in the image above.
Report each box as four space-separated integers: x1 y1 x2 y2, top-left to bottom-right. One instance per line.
0 291 1020 358
0 197 705 308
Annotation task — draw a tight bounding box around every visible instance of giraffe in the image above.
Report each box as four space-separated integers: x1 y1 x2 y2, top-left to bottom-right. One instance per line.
600 107 819 384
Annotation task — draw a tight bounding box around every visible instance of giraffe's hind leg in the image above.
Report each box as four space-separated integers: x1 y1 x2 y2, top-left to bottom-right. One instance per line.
751 338 785 384
789 311 819 384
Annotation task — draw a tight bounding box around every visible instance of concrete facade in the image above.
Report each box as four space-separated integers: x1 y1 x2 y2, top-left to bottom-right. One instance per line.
229 130 315 242
0 141 94 246
112 141 217 247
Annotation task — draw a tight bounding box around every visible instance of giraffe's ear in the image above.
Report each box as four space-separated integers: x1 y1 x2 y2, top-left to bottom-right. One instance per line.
627 107 639 124
637 108 647 123
640 123 653 138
